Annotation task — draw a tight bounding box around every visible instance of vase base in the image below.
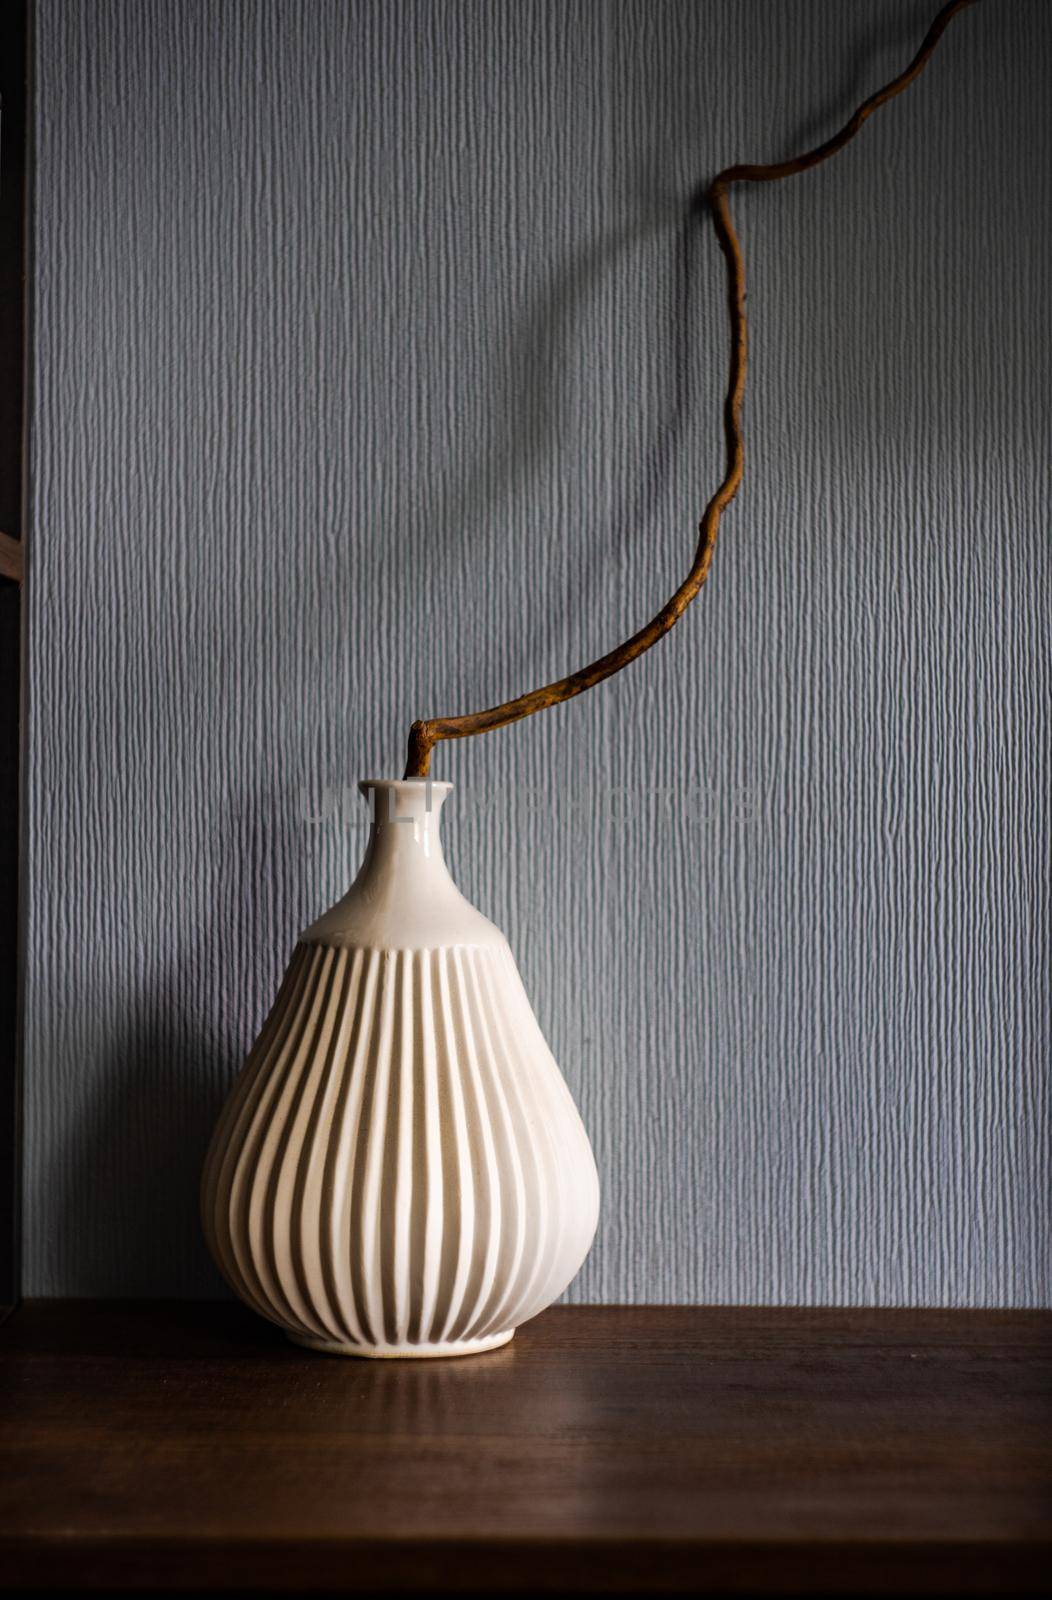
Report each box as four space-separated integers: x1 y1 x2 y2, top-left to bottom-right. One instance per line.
286 1328 515 1360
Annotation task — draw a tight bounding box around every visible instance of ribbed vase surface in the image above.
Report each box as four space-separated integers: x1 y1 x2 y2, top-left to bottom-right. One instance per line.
201 779 599 1358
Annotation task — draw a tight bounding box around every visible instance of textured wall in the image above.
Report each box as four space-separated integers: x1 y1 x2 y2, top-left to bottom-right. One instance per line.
25 0 1051 1303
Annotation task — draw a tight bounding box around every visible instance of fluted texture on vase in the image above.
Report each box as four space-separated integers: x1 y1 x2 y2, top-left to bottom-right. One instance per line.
202 939 599 1354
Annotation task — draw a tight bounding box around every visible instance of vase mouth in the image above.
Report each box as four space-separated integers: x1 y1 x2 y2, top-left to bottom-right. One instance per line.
359 777 453 795
359 777 453 824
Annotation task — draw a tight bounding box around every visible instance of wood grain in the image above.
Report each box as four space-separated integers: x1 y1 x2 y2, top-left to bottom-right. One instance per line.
1 1301 1050 1592
0 534 21 585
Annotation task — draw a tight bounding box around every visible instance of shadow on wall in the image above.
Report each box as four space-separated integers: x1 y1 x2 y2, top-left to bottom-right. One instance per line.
46 794 295 1298
51 961 237 1297
442 0 943 702
392 203 711 710
768 2 932 162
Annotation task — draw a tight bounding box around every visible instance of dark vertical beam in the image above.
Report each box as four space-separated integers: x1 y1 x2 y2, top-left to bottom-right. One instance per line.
0 0 29 1316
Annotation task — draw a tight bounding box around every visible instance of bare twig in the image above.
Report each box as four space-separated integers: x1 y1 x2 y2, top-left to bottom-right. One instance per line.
404 0 976 779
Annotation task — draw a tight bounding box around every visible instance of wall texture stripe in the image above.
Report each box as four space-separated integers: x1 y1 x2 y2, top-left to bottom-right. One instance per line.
25 0 1051 1304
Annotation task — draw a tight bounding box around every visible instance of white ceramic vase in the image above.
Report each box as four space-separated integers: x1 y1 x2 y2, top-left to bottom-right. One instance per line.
201 778 599 1358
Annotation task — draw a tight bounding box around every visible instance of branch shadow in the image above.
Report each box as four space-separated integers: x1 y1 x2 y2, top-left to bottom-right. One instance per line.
771 1 934 164
400 6 940 717
408 201 711 711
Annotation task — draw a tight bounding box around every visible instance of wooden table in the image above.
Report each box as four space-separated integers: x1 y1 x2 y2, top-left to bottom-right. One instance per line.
1 1301 1049 1593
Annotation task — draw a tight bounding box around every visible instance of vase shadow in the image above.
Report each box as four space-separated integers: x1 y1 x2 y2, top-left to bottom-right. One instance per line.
48 977 235 1297
44 786 315 1299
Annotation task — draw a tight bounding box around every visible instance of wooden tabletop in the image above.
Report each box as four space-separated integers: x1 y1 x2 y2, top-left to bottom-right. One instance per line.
1 1300 1049 1593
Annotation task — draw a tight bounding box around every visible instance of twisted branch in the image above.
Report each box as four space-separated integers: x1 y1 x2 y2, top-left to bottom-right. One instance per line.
404 0 976 779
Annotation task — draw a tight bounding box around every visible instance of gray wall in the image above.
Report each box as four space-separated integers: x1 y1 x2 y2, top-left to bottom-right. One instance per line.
25 0 1051 1304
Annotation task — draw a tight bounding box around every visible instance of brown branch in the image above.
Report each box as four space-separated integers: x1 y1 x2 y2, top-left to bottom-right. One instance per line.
404 0 976 780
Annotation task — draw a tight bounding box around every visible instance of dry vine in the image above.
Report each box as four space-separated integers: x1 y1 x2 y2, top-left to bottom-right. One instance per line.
404 0 976 780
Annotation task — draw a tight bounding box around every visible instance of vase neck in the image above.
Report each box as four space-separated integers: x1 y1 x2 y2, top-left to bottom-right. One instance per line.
357 779 452 885
301 777 503 950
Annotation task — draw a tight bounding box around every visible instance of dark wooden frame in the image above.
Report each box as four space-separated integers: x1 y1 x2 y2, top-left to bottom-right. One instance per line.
0 0 29 1315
